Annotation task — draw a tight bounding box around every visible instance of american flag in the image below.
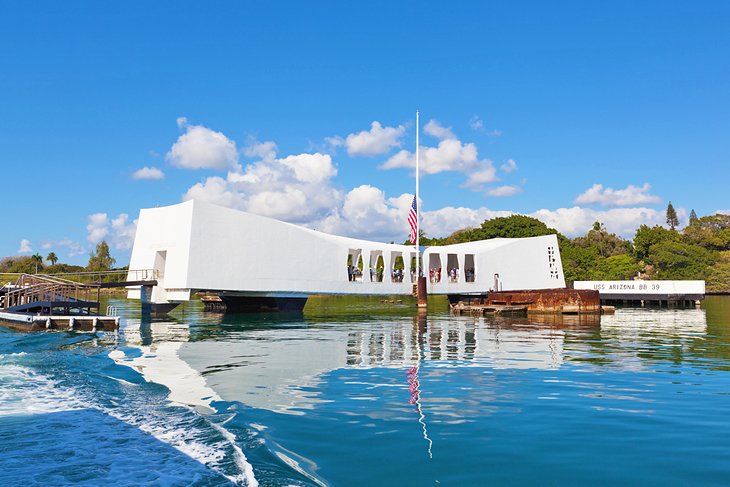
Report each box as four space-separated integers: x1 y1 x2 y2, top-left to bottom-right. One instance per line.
408 195 418 244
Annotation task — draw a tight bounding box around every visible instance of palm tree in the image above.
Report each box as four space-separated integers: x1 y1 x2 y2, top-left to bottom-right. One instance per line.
31 253 43 274
46 252 58 266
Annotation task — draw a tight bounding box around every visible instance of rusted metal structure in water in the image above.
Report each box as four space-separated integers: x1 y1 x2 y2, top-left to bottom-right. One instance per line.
448 288 603 315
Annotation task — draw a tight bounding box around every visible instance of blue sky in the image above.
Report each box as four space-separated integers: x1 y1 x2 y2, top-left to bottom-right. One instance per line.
1 1 729 265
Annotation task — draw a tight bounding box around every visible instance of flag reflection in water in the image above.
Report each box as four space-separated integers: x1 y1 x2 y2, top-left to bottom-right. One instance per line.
407 313 433 458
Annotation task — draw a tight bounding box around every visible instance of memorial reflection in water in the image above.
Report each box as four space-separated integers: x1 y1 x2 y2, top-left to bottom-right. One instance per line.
116 305 709 416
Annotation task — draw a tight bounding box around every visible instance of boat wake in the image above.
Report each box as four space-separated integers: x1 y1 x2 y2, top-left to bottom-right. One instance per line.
0 348 257 486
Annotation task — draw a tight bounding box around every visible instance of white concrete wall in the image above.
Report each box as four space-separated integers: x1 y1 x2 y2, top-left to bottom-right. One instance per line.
126 202 194 302
183 200 416 295
128 200 566 303
423 235 564 293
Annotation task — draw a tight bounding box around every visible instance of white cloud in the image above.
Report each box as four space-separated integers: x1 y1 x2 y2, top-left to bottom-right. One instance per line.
486 185 522 197
315 189 505 243
87 213 109 244
18 239 32 254
184 157 665 243
324 136 344 153
464 162 499 188
575 183 662 207
279 153 337 183
166 122 668 244
424 119 455 140
344 121 405 157
530 206 664 238
422 207 513 238
500 159 518 173
383 139 482 175
184 149 341 224
110 214 138 251
468 116 502 137
382 133 501 192
185 176 247 210
717 209 730 216
166 119 238 170
243 140 277 163
320 200 664 242
40 239 86 257
316 185 406 240
132 166 165 180
86 213 138 251
316 189 517 243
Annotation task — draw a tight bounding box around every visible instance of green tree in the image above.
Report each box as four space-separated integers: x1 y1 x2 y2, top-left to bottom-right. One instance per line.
46 252 58 266
573 221 630 258
649 240 716 279
666 201 679 230
633 224 680 262
706 251 730 293
31 253 43 273
476 215 558 239
402 229 440 246
87 241 116 271
559 238 600 284
45 263 85 274
595 254 640 280
1 256 38 274
393 255 405 271
423 227 482 246
689 209 698 226
682 214 730 251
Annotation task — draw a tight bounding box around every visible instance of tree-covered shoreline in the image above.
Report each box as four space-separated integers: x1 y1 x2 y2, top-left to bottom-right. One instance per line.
0 241 124 279
417 210 730 293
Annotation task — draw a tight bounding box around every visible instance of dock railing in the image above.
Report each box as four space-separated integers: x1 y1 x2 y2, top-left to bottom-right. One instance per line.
2 274 98 310
0 270 158 311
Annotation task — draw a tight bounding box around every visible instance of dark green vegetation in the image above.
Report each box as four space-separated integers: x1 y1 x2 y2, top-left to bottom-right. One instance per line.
417 211 730 293
0 240 126 283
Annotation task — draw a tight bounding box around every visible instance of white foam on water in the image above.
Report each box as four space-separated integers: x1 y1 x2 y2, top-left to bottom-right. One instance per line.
275 450 327 487
97 384 257 485
0 353 256 486
110 345 259 486
212 417 259 487
0 363 85 416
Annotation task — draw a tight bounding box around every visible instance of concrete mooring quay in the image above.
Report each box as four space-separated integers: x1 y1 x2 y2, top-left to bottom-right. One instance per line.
573 280 705 307
0 311 119 332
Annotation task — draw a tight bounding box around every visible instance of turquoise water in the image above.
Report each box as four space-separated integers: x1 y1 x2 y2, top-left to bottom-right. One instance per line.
2 296 730 486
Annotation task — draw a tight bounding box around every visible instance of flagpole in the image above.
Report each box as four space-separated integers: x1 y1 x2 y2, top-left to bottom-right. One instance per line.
415 110 420 276
416 111 427 309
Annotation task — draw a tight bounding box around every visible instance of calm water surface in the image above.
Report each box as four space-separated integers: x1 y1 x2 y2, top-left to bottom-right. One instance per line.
2 296 730 486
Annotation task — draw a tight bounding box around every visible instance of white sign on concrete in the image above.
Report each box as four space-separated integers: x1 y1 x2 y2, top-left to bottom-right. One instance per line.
574 280 705 296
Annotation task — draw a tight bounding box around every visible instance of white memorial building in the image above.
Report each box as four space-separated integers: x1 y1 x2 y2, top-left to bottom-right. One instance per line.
127 200 565 312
